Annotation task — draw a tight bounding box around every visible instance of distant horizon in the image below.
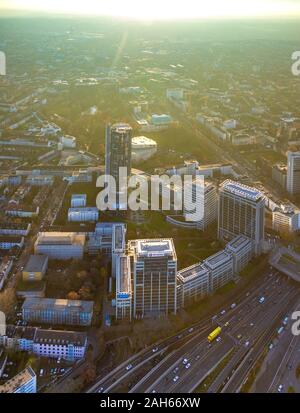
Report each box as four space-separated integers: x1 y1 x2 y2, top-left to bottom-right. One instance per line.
1 8 300 22
1 0 300 21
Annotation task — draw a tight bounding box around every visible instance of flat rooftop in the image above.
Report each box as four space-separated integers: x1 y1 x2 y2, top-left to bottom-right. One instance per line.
221 179 263 202
34 329 87 347
36 232 85 246
116 255 131 297
0 366 35 393
135 239 176 258
226 235 252 253
177 262 209 282
204 250 232 270
24 255 48 273
22 297 93 313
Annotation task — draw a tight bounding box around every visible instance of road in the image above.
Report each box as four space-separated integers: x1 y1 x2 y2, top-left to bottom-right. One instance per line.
87 267 299 394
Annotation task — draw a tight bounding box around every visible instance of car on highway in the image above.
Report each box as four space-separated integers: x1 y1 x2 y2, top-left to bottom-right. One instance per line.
126 364 133 371
277 384 283 393
188 327 194 333
182 358 188 365
283 316 289 325
224 321 230 327
269 343 274 350
152 347 159 353
98 387 104 393
245 341 250 347
259 296 265 304
185 363 191 369
173 367 179 373
220 310 226 315
231 303 236 309
173 376 179 382
216 337 221 342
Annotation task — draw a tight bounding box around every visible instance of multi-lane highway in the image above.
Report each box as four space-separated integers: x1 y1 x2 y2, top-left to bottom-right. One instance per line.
87 268 299 394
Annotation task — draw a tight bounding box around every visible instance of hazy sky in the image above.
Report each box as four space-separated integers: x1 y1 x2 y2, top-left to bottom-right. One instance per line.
1 0 300 20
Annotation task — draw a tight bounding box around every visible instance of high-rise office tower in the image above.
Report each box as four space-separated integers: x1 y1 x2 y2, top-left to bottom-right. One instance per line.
105 123 132 209
218 180 265 255
128 239 177 318
287 151 300 195
184 177 218 229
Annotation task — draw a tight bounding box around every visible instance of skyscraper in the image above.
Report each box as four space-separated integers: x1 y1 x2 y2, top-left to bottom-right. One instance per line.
287 151 300 195
128 239 177 318
218 180 265 255
105 123 132 209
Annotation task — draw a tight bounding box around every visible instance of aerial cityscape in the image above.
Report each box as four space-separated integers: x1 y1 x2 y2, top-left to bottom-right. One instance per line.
0 0 300 404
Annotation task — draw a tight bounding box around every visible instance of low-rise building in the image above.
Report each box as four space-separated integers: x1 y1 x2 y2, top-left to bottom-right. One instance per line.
34 232 86 260
225 235 253 274
22 298 94 326
22 255 48 282
177 262 209 307
71 194 87 208
0 366 36 393
0 222 31 237
68 207 99 222
203 250 234 292
0 236 24 250
0 259 13 290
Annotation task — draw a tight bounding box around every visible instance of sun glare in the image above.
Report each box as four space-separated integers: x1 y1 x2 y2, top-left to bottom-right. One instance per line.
6 0 300 19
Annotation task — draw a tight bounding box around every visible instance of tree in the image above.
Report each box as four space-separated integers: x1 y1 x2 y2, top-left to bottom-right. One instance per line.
67 291 80 300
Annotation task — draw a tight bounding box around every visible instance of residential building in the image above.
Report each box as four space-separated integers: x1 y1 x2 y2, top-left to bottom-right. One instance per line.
0 259 13 290
0 326 87 361
0 236 24 250
0 222 31 237
0 366 36 393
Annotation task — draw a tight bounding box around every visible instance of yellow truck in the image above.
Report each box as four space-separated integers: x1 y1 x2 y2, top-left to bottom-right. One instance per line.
208 326 222 343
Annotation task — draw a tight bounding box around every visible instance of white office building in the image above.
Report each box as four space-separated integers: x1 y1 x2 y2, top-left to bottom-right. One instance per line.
184 178 218 229
177 262 209 307
287 151 300 195
218 180 265 255
225 235 253 274
128 239 177 318
203 250 234 292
